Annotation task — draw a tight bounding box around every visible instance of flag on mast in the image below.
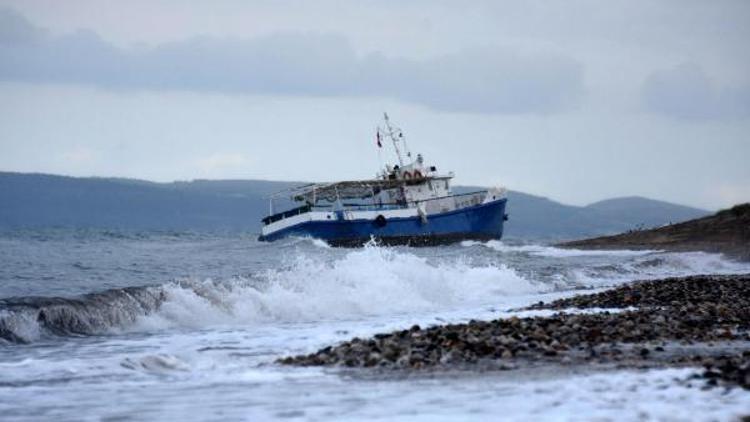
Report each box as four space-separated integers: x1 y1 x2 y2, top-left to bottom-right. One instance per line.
376 130 382 148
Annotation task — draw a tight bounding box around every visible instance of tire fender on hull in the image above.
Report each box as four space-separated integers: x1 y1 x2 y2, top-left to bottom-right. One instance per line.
374 214 387 228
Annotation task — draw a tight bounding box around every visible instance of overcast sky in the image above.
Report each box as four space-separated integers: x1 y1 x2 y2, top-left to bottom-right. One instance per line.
1 1 748 210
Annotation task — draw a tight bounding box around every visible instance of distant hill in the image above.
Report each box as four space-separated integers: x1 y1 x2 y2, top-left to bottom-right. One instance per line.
559 203 750 260
585 196 708 227
0 172 300 231
454 186 708 240
0 172 709 240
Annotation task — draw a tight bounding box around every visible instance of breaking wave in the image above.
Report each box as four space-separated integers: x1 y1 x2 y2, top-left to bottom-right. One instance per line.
0 246 539 344
3 242 748 344
461 240 750 288
564 251 750 287
461 240 660 257
0 287 167 344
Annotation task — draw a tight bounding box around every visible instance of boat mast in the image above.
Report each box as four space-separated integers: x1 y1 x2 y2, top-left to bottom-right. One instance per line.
383 112 404 167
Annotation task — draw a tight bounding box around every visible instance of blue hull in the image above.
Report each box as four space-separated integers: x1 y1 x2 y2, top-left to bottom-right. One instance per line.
259 198 508 246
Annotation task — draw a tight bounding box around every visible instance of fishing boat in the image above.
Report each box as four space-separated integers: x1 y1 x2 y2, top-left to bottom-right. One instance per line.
258 114 508 246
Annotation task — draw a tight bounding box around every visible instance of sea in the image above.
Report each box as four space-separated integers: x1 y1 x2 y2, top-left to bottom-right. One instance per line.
0 229 749 421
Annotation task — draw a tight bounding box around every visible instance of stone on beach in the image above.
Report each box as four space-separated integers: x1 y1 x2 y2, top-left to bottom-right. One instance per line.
279 274 750 389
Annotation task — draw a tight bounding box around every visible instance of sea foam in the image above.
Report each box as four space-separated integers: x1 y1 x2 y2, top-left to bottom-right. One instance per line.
0 245 540 342
137 244 541 330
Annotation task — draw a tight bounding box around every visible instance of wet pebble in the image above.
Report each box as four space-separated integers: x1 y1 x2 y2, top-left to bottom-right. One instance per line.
279 274 750 389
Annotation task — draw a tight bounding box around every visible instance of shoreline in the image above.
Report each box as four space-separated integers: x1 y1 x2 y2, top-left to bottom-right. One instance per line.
279 274 750 390
558 240 749 262
556 203 750 262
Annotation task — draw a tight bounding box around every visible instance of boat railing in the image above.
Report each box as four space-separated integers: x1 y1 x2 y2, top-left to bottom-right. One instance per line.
262 190 495 225
261 204 312 225
415 190 488 205
321 203 406 212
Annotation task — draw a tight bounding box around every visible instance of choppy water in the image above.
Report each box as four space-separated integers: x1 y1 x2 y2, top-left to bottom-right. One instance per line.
0 230 749 421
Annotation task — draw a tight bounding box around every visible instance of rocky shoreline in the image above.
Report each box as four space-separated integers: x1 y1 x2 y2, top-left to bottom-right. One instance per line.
279 274 750 390
557 203 750 261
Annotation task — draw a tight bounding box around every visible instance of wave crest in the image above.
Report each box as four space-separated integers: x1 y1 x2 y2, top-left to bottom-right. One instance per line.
0 246 538 343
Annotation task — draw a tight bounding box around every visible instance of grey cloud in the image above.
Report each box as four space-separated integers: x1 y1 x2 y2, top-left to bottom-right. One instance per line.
399 50 582 114
642 62 750 120
135 33 362 96
0 8 583 114
0 8 44 45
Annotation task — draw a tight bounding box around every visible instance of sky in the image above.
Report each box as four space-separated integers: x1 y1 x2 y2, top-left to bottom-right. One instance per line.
0 1 748 210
